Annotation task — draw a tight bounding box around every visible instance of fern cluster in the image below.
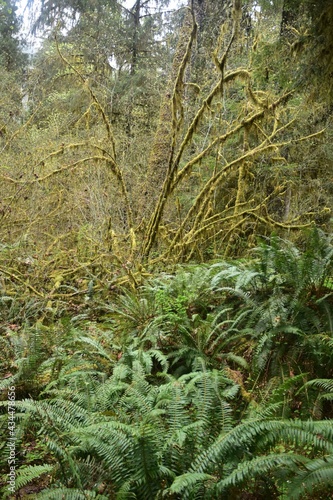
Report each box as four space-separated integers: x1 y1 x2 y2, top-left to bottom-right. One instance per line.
1 229 333 498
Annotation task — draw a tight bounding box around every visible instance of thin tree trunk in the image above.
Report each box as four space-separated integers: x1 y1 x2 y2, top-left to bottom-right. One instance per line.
131 0 141 75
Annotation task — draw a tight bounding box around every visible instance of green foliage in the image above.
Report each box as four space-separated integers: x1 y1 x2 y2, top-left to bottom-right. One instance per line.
1 231 333 497
1 342 239 497
209 230 333 382
0 0 25 69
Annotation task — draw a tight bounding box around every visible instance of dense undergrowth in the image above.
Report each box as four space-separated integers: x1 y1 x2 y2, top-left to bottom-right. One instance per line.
1 229 333 498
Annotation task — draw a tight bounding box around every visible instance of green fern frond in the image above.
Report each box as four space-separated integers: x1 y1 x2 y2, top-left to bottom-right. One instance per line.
221 353 249 370
188 419 332 476
287 455 333 499
303 378 333 394
15 464 55 490
166 472 215 495
215 452 307 494
73 335 115 363
36 488 109 499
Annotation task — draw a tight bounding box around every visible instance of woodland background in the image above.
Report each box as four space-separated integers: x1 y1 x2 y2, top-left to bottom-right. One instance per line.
1 0 333 498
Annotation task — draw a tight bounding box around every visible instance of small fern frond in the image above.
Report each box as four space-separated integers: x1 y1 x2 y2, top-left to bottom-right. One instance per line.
15 464 55 490
166 472 215 495
303 378 333 395
36 488 109 499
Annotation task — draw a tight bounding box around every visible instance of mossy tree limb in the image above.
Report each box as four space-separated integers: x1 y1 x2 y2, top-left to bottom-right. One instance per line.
141 6 249 259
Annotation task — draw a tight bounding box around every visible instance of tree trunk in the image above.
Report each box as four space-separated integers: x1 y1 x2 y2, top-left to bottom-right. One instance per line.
131 0 141 75
280 0 297 38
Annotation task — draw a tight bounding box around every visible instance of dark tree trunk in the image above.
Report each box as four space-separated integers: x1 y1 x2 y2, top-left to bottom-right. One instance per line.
280 0 298 38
